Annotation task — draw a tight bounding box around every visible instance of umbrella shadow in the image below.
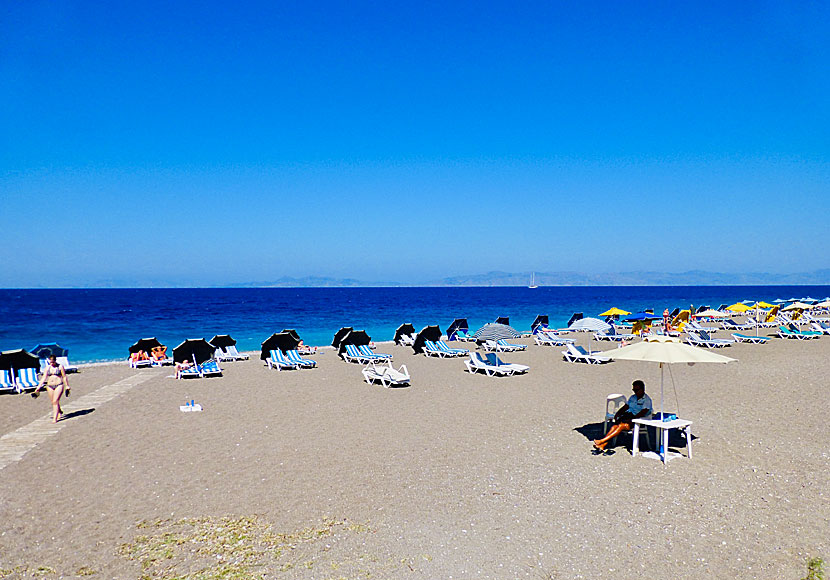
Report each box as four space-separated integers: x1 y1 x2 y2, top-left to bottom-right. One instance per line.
573 421 697 456
61 408 95 421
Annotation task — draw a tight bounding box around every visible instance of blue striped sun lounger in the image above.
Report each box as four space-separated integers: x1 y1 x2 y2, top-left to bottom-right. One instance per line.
269 350 300 370
15 368 39 390
0 370 16 393
358 344 392 361
200 360 223 377
496 339 526 351
285 349 317 368
437 341 468 356
342 344 373 364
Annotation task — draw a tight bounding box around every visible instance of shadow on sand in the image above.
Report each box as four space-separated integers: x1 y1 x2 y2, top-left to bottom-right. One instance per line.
61 408 95 421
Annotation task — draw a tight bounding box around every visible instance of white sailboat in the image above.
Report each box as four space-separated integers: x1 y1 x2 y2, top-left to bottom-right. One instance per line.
529 272 538 289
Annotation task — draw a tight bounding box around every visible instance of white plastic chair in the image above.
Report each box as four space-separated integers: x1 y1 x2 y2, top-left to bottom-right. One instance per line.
603 393 651 449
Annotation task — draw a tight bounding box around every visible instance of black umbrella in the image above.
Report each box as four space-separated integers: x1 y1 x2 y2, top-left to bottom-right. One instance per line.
393 323 416 345
209 335 237 351
331 327 354 348
472 323 521 343
173 339 215 365
495 316 510 326
260 332 301 360
130 337 163 355
0 349 41 371
446 318 469 340
566 312 583 327
281 329 302 342
30 343 69 359
412 325 442 354
338 330 371 355
531 315 549 333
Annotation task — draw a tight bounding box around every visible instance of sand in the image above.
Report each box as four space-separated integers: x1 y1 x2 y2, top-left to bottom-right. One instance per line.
0 333 827 579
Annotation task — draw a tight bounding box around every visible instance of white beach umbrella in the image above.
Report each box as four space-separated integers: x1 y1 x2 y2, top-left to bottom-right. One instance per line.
598 336 736 443
568 317 612 332
694 308 728 318
782 301 814 311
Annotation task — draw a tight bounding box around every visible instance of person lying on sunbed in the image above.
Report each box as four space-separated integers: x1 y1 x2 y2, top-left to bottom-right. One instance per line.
175 359 193 379
593 380 652 451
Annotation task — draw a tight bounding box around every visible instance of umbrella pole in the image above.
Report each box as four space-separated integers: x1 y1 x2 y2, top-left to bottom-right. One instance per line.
660 362 666 464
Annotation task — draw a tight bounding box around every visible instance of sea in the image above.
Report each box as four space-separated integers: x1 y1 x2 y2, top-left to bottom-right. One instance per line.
2 286 829 364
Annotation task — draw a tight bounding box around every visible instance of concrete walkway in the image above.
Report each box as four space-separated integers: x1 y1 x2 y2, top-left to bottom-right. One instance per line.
0 373 152 471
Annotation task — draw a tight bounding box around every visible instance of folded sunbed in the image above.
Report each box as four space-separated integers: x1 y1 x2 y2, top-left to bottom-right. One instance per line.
362 361 410 387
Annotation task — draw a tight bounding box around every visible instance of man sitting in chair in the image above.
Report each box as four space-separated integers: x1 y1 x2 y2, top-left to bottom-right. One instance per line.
593 380 652 451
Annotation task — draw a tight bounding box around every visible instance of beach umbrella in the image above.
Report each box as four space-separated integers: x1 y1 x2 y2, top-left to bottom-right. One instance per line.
568 317 612 332
209 335 237 352
331 327 354 349
815 300 830 308
624 312 663 322
338 329 371 355
281 329 302 342
494 316 510 326
412 325 443 354
598 336 736 461
173 339 215 365
260 332 301 360
782 301 814 311
599 307 631 317
772 298 788 304
129 337 162 354
694 309 728 318
531 315 549 333
472 323 521 342
393 323 416 345
726 303 752 313
30 343 68 359
0 349 41 371
446 318 469 340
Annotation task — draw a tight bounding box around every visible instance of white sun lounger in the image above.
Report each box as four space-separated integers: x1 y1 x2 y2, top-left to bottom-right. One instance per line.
731 333 770 344
342 344 373 364
562 344 610 364
465 352 515 376
268 349 300 370
0 370 17 393
534 332 575 347
285 350 317 368
362 361 411 387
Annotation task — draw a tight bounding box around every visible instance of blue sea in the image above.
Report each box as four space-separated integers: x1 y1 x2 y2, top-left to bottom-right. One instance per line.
2 286 829 363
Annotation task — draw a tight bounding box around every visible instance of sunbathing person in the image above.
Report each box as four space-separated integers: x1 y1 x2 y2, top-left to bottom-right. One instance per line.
151 346 168 361
176 359 193 379
593 380 652 451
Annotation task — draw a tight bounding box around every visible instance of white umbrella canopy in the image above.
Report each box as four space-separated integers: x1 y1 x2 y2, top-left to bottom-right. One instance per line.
599 336 736 455
782 301 814 311
694 309 728 318
568 317 612 332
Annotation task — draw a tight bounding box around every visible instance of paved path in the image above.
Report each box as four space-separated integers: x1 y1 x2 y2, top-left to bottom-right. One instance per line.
0 373 152 471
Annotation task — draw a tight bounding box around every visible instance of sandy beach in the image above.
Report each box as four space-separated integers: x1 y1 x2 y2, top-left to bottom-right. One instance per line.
0 334 827 579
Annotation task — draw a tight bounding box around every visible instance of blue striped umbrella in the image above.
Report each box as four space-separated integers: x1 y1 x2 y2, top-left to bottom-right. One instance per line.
471 323 521 341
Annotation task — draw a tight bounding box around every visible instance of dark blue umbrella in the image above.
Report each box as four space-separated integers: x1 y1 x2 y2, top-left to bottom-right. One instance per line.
624 312 663 322
30 343 69 358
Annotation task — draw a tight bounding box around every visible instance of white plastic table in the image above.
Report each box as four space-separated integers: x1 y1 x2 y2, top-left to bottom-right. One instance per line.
632 418 693 464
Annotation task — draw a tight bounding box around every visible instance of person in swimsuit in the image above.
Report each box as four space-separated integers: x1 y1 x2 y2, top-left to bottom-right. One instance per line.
34 355 69 423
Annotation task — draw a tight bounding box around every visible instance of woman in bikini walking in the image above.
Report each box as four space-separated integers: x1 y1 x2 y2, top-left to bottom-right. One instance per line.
34 355 70 423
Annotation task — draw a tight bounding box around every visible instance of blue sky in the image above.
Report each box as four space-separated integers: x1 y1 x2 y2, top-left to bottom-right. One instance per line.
1 1 828 286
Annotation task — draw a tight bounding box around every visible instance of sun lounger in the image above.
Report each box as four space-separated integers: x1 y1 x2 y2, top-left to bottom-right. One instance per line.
465 352 515 376
268 349 300 370
129 356 153 368
285 349 317 368
0 370 17 393
686 320 719 334
358 344 392 361
721 319 755 331
776 325 819 340
362 361 411 387
496 339 526 351
341 344 373 364
685 332 732 348
731 333 771 344
215 348 236 363
398 333 416 346
178 364 201 379
593 327 636 342
200 360 223 377
15 368 39 390
422 340 448 357
52 356 79 373
225 345 250 360
484 353 528 374
437 340 468 356
534 332 575 346
810 321 830 335
561 344 610 364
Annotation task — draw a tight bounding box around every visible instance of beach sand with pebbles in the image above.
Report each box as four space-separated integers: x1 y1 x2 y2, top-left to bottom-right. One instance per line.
0 334 827 579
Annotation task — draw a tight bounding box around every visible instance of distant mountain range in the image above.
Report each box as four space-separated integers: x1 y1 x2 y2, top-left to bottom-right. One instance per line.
229 269 830 288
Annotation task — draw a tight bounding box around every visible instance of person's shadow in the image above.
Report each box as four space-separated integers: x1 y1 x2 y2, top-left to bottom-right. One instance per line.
574 421 695 455
61 408 95 421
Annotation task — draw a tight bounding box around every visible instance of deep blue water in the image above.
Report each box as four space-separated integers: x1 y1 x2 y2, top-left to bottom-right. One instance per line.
1 286 829 363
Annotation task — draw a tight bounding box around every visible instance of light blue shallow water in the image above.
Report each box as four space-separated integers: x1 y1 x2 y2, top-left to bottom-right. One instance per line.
1 286 828 363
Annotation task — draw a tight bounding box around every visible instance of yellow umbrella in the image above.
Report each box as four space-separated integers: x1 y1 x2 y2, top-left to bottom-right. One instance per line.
599 307 631 317
726 303 752 313
749 301 774 309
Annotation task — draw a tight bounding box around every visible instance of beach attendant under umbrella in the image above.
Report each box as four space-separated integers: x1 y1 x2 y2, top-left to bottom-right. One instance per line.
597 336 735 464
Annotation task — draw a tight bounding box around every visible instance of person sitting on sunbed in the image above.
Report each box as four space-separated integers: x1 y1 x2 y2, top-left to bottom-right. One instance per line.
130 350 150 362
175 359 193 379
593 380 653 451
298 341 317 354
151 346 167 361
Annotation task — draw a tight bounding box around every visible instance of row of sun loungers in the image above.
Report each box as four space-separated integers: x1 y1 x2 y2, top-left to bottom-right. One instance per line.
268 349 319 370
480 339 527 352
215 345 249 362
341 344 393 364
178 359 223 379
423 340 468 358
0 368 39 393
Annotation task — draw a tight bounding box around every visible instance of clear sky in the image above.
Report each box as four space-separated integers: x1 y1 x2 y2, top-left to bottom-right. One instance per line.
1 1 828 286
